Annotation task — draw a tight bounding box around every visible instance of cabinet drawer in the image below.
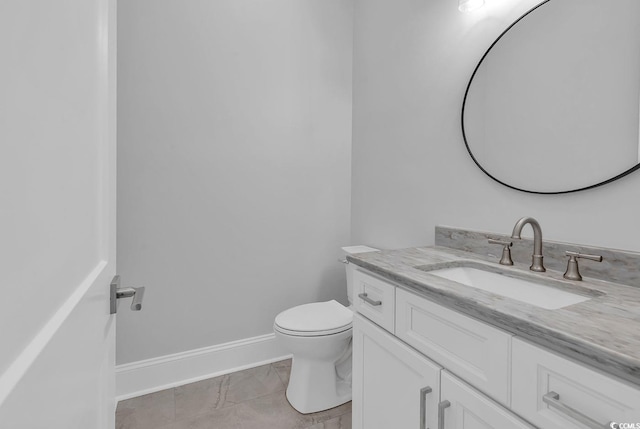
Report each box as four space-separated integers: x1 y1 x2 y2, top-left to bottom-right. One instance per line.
396 288 512 406
352 269 395 333
512 338 640 428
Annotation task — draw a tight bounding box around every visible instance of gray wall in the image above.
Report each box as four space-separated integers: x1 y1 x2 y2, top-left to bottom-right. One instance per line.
117 0 353 364
351 0 640 252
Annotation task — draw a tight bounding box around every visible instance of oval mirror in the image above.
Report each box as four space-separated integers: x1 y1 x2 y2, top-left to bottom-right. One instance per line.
462 0 640 194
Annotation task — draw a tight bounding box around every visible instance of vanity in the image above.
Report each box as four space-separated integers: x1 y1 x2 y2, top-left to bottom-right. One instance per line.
346 0 640 426
348 226 640 429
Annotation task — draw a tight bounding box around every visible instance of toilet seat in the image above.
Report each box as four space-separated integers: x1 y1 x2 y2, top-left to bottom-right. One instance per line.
274 300 352 337
274 324 352 337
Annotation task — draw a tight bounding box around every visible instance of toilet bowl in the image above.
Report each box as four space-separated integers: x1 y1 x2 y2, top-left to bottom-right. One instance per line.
274 300 353 414
273 245 379 414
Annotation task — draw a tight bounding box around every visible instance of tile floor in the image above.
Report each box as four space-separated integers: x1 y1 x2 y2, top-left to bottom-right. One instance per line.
116 359 352 429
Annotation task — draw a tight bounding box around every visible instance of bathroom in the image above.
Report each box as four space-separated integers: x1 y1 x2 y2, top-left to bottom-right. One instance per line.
2 0 640 428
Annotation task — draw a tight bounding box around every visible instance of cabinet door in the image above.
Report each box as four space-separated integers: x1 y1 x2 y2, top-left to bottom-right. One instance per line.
440 372 534 429
353 313 441 429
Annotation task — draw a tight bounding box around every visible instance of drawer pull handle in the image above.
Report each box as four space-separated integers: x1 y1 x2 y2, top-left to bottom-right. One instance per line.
420 386 432 429
542 391 611 429
438 400 450 429
358 293 382 306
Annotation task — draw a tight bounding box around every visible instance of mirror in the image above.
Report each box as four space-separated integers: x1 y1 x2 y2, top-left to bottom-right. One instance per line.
462 0 640 194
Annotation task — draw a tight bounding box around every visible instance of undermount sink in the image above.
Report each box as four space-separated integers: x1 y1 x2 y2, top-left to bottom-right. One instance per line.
421 265 591 310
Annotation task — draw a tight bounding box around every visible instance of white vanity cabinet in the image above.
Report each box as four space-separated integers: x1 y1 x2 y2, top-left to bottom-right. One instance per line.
352 313 441 429
351 267 640 429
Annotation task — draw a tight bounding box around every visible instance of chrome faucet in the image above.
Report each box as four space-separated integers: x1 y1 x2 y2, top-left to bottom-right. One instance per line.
511 217 546 272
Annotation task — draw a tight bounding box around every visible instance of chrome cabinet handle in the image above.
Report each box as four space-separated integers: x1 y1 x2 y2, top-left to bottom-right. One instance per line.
420 386 432 429
438 400 451 429
358 292 382 306
542 392 610 429
110 275 146 314
337 258 349 264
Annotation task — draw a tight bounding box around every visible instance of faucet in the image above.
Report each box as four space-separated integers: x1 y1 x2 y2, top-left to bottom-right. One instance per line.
511 217 546 272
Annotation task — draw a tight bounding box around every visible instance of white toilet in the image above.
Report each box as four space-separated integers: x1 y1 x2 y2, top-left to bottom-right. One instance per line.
273 245 379 414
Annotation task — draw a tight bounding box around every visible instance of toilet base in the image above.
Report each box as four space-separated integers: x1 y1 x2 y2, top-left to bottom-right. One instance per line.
274 327 353 414
285 357 352 414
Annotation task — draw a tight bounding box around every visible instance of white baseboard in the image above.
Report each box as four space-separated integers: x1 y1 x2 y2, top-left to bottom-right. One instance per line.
116 333 290 402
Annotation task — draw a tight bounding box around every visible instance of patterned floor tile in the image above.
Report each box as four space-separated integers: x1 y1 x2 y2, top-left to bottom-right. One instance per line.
115 359 351 429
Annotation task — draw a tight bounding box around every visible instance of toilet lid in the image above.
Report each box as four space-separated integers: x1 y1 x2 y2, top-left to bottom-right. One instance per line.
274 300 352 336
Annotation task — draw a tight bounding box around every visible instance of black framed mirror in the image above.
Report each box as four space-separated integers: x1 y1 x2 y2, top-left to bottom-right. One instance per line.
461 0 640 194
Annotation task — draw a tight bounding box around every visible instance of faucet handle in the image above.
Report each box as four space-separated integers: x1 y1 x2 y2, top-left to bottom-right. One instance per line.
488 239 514 266
565 251 603 262
563 251 603 281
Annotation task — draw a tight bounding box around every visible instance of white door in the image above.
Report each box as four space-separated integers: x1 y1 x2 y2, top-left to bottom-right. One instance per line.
440 372 534 429
0 0 117 428
352 314 442 429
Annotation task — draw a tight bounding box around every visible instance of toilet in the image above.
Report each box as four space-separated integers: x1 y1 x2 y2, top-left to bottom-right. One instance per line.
273 245 379 414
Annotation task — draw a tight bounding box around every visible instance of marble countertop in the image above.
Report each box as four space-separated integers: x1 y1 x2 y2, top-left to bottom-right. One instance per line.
347 246 640 387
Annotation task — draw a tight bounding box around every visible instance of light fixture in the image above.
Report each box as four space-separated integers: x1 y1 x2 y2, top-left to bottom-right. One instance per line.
458 0 484 12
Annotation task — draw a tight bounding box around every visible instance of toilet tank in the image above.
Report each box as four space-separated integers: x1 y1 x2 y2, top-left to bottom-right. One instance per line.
341 245 379 305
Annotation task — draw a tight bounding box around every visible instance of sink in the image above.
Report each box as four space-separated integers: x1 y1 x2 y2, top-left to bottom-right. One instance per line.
422 265 591 309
